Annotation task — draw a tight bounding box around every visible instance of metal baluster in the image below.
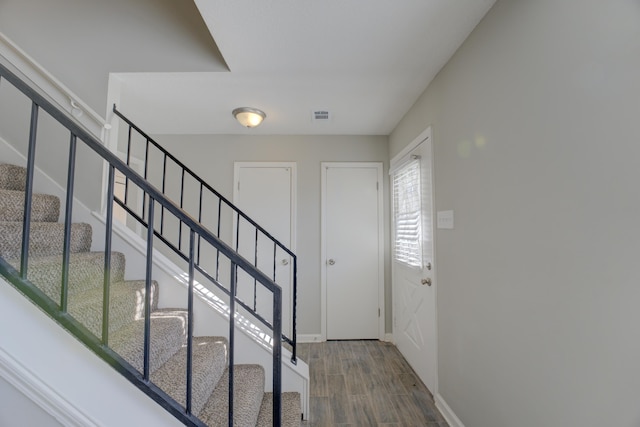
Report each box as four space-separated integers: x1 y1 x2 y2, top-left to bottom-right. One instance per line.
254 228 258 312
273 242 277 282
186 230 195 415
160 153 167 235
272 286 283 426
291 256 298 364
234 212 240 297
142 138 149 220
228 262 236 427
216 198 222 281
235 211 240 253
60 134 77 313
178 168 185 251
143 197 155 381
197 182 203 266
102 165 115 345
124 126 132 205
20 102 39 280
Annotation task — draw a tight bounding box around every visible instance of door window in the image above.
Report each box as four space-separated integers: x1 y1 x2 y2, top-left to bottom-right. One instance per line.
392 158 422 268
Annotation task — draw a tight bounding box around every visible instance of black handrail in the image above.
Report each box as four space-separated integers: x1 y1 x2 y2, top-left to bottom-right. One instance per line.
112 105 298 363
0 62 283 426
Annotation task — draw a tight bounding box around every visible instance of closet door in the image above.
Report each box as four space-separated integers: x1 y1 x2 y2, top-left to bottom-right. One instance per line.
322 163 383 340
234 162 296 338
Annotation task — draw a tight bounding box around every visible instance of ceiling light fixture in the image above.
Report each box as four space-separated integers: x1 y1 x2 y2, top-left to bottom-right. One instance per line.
232 107 266 128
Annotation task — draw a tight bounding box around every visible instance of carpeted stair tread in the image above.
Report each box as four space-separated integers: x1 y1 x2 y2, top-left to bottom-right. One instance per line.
152 336 228 416
199 364 265 427
68 280 159 338
0 163 27 191
0 189 60 222
0 221 92 259
256 392 302 427
6 251 126 303
110 308 188 374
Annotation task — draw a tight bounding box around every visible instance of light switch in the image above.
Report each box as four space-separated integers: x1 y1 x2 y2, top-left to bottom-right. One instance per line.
437 210 454 229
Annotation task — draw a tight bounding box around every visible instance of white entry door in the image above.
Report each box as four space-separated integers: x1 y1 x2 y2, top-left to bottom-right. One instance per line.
322 163 384 340
233 163 296 338
391 128 437 393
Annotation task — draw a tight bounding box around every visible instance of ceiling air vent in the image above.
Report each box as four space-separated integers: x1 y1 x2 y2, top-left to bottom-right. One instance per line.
312 110 331 122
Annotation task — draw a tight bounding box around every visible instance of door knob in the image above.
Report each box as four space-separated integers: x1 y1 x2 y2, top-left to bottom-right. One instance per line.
421 278 432 286
328 259 336 265
281 259 289 266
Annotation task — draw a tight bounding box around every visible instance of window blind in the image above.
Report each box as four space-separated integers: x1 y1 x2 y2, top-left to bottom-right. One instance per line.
392 158 422 268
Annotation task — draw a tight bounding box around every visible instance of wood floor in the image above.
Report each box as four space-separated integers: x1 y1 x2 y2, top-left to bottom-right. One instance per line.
296 340 449 427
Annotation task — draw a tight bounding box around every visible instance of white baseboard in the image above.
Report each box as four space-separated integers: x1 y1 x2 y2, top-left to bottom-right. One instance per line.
297 334 323 343
435 393 465 427
0 346 97 427
297 334 394 343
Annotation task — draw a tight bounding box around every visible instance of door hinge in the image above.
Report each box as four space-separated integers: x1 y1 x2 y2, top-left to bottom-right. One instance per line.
376 182 379 190
378 308 381 317
237 181 240 191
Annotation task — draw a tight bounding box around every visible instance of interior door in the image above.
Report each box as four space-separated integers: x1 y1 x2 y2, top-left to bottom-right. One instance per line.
392 131 437 393
233 163 295 338
322 163 383 340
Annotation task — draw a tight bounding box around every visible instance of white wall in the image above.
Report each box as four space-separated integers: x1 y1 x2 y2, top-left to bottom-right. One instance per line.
0 376 64 427
390 1 640 426
0 277 185 427
150 134 391 337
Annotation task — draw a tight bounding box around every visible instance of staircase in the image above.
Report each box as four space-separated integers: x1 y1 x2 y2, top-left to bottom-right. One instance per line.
0 162 301 426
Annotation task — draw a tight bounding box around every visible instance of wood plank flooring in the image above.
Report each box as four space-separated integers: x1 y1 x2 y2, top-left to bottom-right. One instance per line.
297 340 449 427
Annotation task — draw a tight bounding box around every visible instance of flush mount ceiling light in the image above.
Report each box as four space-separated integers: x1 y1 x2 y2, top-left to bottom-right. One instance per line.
232 107 266 128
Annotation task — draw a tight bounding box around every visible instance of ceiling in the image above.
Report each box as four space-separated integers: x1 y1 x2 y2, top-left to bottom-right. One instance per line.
116 0 497 136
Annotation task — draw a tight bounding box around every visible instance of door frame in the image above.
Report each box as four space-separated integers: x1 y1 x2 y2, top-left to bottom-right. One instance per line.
320 162 385 341
390 126 439 394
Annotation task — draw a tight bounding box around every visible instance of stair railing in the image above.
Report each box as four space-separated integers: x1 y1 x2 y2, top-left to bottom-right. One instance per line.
111 105 297 364
0 62 283 426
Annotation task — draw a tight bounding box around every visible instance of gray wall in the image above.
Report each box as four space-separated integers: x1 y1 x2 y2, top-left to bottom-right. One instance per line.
0 0 226 211
390 1 640 426
0 0 225 112
0 74 107 211
152 134 391 337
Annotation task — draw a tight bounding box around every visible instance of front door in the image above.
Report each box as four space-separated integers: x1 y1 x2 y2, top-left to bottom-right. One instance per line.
233 162 296 338
322 163 384 340
392 128 437 393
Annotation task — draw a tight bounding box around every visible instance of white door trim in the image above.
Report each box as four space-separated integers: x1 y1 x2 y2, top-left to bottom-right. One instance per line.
390 126 432 171
320 162 385 341
390 126 439 395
